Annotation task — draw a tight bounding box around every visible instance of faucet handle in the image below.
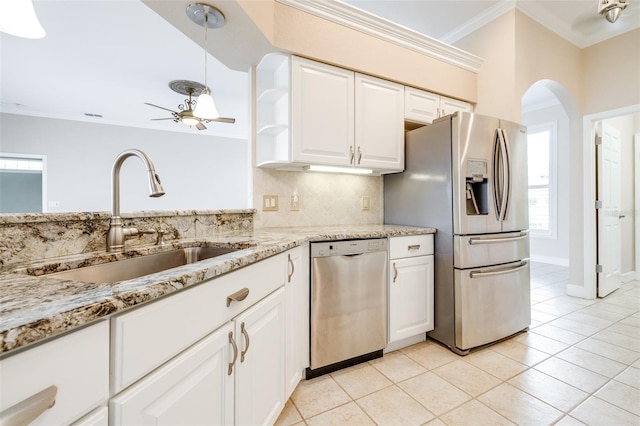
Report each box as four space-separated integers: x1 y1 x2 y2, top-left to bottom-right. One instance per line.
138 228 157 236
156 229 170 246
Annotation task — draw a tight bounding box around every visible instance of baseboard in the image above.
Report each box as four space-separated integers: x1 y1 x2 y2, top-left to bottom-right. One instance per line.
530 255 569 267
567 282 596 299
621 271 636 283
384 334 427 353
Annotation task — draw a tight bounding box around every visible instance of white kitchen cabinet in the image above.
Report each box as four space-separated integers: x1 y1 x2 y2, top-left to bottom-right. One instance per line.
388 235 434 348
404 86 472 125
284 244 310 399
291 57 354 166
355 74 404 171
72 406 108 426
109 323 234 425
234 288 286 426
256 54 404 173
0 321 109 426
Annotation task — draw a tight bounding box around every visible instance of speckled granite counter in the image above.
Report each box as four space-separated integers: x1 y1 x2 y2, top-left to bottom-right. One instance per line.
0 225 434 355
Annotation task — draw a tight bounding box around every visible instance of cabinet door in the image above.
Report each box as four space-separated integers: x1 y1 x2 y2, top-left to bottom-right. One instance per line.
439 95 472 117
291 56 354 166
235 288 286 426
355 73 404 171
284 244 310 399
389 255 434 343
109 323 234 426
404 86 439 124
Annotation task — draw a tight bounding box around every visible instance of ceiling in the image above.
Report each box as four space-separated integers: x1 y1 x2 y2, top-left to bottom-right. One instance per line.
1 0 637 139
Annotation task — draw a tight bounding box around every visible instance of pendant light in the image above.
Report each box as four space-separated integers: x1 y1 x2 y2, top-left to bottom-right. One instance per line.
187 3 224 120
0 0 46 39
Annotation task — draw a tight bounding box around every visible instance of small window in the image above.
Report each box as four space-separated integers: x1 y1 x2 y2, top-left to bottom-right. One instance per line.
0 154 46 213
527 122 557 238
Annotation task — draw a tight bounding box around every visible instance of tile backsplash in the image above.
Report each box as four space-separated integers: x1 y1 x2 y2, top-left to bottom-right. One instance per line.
252 168 383 228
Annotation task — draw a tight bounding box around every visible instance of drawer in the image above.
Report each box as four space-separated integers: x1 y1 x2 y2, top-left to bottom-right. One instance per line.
389 235 434 259
111 253 286 394
454 231 529 269
0 321 109 425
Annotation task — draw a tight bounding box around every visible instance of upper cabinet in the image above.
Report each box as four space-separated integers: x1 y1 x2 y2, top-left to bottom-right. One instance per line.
404 86 472 126
256 54 404 174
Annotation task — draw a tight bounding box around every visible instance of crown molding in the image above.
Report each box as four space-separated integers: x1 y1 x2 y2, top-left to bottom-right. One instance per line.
441 0 515 44
276 0 483 73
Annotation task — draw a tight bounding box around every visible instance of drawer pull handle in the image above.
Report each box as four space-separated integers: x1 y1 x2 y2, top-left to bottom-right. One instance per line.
392 262 398 283
228 331 238 375
468 233 527 245
470 261 528 278
408 244 421 250
227 288 250 307
240 322 250 362
0 385 57 426
287 254 295 283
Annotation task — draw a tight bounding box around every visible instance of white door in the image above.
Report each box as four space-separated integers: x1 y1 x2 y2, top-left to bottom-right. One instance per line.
291 56 354 166
597 123 622 297
235 288 285 426
355 73 404 171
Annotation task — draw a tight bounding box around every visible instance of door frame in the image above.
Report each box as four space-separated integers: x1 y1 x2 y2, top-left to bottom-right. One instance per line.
581 104 640 299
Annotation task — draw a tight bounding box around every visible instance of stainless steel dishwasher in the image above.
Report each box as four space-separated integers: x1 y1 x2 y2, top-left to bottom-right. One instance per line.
307 238 388 379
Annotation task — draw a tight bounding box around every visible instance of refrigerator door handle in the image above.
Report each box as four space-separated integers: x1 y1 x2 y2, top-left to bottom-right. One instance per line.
469 261 528 278
468 233 528 245
493 128 509 222
492 130 502 221
499 128 511 220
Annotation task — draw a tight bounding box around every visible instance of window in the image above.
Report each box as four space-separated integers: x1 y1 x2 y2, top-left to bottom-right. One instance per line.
527 122 557 238
0 154 46 213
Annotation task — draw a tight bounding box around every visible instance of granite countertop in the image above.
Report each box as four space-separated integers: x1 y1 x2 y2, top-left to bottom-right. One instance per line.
0 225 434 356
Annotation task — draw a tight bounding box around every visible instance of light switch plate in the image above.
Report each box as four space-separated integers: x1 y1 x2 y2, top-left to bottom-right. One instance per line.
361 196 370 211
263 195 278 211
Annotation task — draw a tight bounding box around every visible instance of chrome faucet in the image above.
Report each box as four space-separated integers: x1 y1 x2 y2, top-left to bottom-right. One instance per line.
106 149 165 252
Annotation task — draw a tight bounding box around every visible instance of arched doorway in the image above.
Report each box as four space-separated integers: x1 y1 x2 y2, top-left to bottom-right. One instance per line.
521 80 583 297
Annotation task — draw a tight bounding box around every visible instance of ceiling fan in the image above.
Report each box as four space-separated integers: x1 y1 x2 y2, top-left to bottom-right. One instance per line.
145 80 235 131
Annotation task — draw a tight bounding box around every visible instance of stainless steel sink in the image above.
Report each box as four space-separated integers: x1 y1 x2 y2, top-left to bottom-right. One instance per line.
45 247 238 284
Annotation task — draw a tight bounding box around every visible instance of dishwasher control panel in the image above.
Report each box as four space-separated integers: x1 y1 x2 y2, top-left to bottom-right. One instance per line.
311 238 388 257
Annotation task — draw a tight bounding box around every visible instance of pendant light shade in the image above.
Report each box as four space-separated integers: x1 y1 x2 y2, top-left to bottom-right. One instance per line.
194 91 219 120
188 3 224 121
0 0 46 39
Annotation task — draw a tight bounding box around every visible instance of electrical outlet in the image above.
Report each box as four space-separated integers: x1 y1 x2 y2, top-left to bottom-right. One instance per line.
361 196 370 211
262 195 279 211
290 195 300 211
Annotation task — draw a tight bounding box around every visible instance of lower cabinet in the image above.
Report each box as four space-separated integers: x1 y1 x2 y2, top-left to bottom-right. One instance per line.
109 323 234 425
388 235 435 345
234 288 286 426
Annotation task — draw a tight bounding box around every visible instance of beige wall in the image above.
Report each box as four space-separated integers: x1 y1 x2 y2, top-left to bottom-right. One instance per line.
238 0 478 103
454 11 517 120
583 29 640 116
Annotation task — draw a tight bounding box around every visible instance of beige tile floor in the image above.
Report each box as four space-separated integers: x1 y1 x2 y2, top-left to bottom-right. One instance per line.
276 262 640 426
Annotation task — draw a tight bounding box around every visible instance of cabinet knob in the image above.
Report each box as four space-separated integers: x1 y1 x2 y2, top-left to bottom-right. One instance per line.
0 385 57 426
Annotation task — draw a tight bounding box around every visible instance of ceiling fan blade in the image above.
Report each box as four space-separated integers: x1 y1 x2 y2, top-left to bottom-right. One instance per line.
196 122 207 131
209 117 236 124
144 102 178 113
151 118 176 121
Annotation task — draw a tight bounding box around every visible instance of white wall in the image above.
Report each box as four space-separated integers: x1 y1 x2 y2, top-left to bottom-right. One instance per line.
522 104 570 265
0 113 249 213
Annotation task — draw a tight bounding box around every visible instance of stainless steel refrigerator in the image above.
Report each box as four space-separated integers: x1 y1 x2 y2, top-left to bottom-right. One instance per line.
384 112 530 355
